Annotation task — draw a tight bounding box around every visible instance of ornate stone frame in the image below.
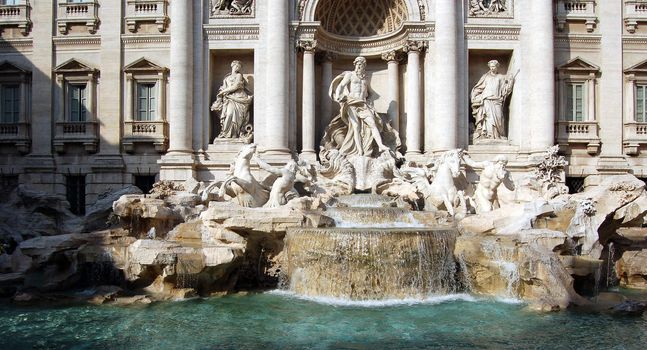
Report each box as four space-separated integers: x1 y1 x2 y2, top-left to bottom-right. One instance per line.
53 58 99 154
123 57 169 153
555 57 600 155
624 58 647 155
0 61 31 154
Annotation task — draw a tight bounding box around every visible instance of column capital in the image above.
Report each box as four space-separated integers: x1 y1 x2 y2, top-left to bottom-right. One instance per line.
296 39 318 53
403 40 427 54
381 50 404 63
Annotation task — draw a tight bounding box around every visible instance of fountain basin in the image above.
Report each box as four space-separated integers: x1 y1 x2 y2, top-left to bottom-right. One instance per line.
283 227 459 300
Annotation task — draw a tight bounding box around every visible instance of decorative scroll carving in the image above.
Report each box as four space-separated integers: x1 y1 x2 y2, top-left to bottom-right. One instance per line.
210 0 254 17
297 39 318 52
469 0 513 18
403 40 427 53
381 50 404 63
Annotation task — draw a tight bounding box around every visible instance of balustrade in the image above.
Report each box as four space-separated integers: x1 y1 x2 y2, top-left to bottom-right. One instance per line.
57 1 99 34
0 1 31 35
125 0 169 33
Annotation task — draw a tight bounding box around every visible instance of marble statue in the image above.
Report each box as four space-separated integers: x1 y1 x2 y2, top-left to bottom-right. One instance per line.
211 0 254 16
256 158 309 208
211 60 254 141
422 149 465 216
471 60 517 141
216 143 268 207
321 56 400 157
463 154 515 213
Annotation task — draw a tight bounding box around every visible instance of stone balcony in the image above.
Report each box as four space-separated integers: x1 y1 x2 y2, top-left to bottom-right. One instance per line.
0 122 30 154
123 120 168 153
53 121 98 153
556 0 597 32
125 0 169 33
625 0 647 33
623 122 647 155
556 120 601 155
57 1 99 35
0 1 31 36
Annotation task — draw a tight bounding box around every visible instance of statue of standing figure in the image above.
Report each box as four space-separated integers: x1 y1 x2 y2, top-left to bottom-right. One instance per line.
471 60 517 142
211 60 254 141
321 56 400 158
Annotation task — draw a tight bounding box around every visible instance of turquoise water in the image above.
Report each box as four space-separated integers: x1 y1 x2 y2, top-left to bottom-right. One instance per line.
1 292 646 350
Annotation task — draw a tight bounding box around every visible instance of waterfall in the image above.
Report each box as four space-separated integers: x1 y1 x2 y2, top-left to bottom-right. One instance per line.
481 239 520 298
283 228 458 300
176 273 199 289
324 207 425 228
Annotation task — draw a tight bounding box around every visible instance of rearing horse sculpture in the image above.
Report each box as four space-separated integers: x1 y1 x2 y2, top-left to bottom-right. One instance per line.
201 143 269 207
423 149 465 216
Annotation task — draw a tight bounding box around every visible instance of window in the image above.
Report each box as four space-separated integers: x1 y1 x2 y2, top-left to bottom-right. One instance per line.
68 84 87 122
566 177 585 194
66 175 86 215
566 83 585 122
0 84 19 123
134 175 156 194
2 0 20 5
136 83 157 121
637 85 647 123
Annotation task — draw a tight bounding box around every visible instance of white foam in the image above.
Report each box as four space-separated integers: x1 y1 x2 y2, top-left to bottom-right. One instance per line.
266 290 478 307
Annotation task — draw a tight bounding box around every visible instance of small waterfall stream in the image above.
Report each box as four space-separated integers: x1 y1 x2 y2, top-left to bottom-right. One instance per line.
481 240 521 298
282 195 460 300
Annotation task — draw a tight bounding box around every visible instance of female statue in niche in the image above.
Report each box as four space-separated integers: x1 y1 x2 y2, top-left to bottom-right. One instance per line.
470 60 517 142
211 60 254 141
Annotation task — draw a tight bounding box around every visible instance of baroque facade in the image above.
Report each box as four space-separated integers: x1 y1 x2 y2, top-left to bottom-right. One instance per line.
0 0 646 213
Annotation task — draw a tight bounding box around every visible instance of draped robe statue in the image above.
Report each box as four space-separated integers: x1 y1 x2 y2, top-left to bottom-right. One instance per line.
471 60 516 141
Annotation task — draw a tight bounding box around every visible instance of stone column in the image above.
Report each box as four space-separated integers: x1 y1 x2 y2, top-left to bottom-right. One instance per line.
319 52 335 139
522 0 555 151
167 0 194 155
382 51 402 131
404 41 425 155
264 0 290 155
432 0 459 152
299 40 317 161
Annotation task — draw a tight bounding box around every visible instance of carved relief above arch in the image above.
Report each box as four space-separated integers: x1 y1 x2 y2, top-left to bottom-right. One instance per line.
295 0 429 57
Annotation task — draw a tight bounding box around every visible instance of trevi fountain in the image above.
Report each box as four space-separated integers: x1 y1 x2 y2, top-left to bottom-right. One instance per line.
1 55 646 349
1 1 647 347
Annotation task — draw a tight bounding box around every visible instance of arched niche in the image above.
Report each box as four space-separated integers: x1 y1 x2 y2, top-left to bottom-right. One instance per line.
296 0 427 57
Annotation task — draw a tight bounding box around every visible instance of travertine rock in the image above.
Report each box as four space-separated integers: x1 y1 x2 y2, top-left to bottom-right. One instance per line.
456 232 585 311
617 249 647 289
83 185 142 232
